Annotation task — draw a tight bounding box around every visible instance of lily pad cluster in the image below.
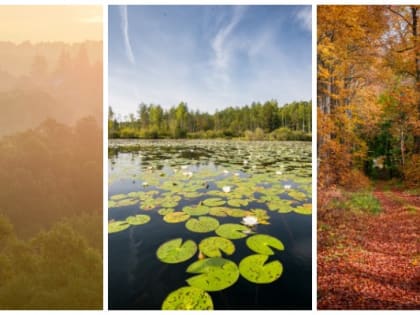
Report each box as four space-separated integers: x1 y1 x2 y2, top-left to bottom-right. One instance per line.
108 140 312 309
108 214 150 234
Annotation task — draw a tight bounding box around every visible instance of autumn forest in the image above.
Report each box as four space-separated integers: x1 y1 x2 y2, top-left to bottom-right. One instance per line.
317 5 420 309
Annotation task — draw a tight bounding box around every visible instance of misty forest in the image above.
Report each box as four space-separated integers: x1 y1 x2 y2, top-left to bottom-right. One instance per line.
0 41 103 309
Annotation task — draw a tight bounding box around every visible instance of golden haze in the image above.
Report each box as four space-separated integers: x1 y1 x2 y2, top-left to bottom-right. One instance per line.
0 6 102 43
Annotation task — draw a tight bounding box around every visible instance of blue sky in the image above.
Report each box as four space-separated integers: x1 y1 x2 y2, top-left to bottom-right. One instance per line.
109 5 311 118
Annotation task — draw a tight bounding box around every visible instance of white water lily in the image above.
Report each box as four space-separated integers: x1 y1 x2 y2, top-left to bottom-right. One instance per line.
252 165 257 169
223 170 229 174
241 215 258 227
243 160 248 165
234 172 240 177
181 165 188 170
142 182 148 186
183 171 193 178
276 171 283 175
222 186 231 193
284 184 291 190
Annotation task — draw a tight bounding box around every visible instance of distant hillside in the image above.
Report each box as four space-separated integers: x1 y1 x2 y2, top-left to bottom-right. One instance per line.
0 41 102 77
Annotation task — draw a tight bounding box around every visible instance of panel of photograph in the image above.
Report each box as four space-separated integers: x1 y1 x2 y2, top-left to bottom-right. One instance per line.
317 5 420 310
108 5 312 310
0 6 103 309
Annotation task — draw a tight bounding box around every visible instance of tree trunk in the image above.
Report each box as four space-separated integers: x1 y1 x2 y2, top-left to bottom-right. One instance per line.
412 7 420 153
401 127 405 167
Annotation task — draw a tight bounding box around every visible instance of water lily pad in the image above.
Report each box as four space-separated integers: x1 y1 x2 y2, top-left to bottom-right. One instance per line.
183 192 201 199
158 208 174 215
246 234 284 255
114 198 138 207
267 199 294 213
185 216 219 233
249 209 270 225
110 194 127 201
139 198 157 210
186 257 239 291
226 208 250 218
199 237 235 257
128 191 142 198
239 254 283 284
208 207 230 217
161 200 179 208
227 198 249 207
183 205 209 216
156 238 197 264
288 190 307 201
108 221 130 234
294 203 312 215
108 200 117 208
126 214 151 225
163 212 190 223
202 198 226 207
162 286 213 310
215 223 249 239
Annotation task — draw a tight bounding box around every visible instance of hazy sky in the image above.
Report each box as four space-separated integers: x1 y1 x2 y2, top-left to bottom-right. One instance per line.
0 6 102 43
109 5 312 117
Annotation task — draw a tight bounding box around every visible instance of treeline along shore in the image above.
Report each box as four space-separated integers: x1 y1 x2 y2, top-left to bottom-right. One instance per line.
109 100 311 141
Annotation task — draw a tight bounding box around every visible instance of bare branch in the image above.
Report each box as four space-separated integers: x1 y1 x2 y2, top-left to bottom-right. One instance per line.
387 6 413 27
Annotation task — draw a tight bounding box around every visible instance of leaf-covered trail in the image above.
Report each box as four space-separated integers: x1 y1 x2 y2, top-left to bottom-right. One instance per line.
318 188 420 309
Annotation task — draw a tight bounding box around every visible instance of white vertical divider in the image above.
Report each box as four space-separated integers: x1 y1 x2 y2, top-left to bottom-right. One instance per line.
311 3 317 312
103 2 109 311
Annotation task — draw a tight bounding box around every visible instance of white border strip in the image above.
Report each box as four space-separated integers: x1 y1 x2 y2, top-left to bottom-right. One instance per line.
311 3 317 312
103 3 109 311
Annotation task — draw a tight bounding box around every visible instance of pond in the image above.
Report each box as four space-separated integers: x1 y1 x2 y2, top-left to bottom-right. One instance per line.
108 139 312 310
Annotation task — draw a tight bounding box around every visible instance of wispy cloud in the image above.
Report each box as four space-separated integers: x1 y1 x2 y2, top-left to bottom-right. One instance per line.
211 6 246 73
295 6 312 32
120 6 135 64
109 6 311 117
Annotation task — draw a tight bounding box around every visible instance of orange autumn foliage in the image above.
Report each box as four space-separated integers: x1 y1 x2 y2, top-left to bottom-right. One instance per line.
318 5 420 189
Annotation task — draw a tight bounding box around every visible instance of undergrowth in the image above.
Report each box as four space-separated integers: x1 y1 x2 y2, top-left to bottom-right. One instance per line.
328 191 382 214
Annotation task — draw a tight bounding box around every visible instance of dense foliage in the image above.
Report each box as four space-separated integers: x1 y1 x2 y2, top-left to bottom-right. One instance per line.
318 5 420 187
109 100 311 141
0 213 102 309
0 118 103 309
0 118 102 237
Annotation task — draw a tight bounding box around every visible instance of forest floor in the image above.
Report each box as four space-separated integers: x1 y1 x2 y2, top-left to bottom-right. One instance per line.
318 182 420 309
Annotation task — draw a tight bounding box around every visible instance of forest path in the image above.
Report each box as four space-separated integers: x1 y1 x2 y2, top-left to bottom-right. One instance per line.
318 186 420 309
